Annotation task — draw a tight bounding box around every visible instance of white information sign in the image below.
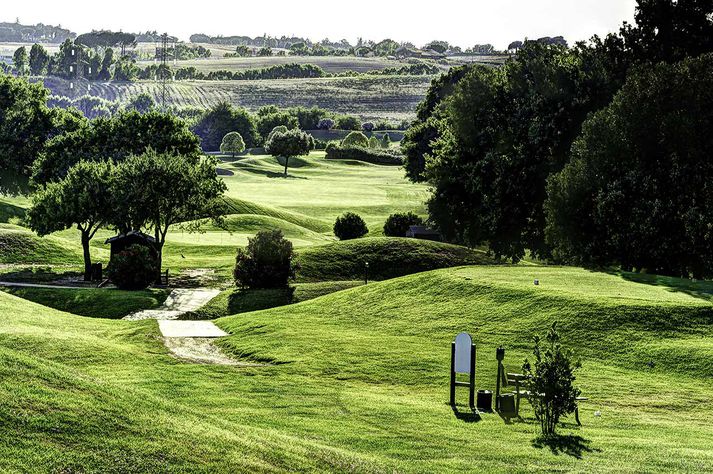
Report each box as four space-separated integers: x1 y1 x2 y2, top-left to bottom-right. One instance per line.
454 332 473 374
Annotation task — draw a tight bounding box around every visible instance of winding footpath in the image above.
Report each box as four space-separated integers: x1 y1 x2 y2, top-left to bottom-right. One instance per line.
124 288 252 365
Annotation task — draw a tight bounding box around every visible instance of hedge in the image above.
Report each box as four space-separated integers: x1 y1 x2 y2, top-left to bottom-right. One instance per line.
325 145 403 165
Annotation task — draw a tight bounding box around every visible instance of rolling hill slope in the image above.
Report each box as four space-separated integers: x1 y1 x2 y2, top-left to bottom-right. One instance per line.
1 265 712 472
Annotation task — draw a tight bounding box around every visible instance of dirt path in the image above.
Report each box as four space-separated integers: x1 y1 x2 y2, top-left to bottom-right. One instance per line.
124 288 248 366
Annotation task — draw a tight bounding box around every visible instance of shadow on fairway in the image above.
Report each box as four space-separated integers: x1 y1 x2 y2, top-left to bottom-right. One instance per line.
451 405 481 423
532 434 599 459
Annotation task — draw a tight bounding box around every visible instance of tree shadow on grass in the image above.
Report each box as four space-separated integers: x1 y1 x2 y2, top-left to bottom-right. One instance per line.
532 434 600 459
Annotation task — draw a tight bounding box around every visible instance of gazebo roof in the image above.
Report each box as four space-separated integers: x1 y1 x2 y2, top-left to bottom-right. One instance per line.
105 231 156 245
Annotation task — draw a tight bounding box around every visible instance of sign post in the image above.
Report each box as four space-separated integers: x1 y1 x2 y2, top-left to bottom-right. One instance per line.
450 332 476 410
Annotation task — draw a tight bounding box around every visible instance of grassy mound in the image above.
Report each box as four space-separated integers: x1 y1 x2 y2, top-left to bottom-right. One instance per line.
189 281 363 319
215 266 713 471
1 266 712 471
1 287 170 319
0 225 88 265
197 214 331 245
0 197 26 223
219 197 331 233
295 237 496 281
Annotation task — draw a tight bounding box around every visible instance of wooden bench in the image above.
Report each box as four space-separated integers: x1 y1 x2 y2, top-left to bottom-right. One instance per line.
505 373 588 425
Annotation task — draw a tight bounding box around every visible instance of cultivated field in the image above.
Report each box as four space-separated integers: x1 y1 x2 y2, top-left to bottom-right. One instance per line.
141 55 420 74
42 75 432 121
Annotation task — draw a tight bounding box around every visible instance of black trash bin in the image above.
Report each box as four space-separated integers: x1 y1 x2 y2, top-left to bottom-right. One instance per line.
477 390 493 412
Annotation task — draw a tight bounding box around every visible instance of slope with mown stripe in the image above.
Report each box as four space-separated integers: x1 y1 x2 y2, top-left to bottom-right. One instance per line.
1 265 712 471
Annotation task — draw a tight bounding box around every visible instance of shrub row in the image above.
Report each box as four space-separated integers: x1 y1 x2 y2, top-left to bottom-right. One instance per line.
325 145 403 165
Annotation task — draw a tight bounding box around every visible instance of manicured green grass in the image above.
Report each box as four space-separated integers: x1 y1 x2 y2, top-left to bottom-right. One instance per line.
1 286 170 319
295 237 496 282
0 224 97 265
2 151 432 285
189 281 363 319
1 265 712 471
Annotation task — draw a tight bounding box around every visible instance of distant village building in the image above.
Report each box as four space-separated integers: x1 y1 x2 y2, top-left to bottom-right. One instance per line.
405 225 442 242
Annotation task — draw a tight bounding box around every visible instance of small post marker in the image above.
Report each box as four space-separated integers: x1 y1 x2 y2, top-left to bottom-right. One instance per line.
450 332 477 411
364 262 369 285
495 346 505 410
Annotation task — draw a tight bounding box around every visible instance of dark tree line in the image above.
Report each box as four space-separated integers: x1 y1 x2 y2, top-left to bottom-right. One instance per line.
403 0 713 277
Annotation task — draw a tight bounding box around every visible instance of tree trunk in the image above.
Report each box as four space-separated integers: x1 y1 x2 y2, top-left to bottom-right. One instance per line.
81 231 92 282
155 240 164 285
284 156 289 176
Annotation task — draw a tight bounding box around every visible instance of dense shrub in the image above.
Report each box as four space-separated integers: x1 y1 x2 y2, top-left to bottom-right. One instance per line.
325 145 403 165
288 106 328 130
192 102 259 151
341 131 369 147
367 136 380 149
362 122 374 132
384 212 424 237
333 212 368 240
335 115 362 130
317 118 335 130
257 112 299 141
195 63 325 81
233 230 297 289
107 244 158 291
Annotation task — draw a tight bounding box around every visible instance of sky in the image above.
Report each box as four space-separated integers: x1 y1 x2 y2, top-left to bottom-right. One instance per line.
3 0 637 49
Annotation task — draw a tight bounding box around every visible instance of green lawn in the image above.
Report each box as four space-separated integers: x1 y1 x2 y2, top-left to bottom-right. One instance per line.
1 286 170 319
1 151 431 285
1 265 712 471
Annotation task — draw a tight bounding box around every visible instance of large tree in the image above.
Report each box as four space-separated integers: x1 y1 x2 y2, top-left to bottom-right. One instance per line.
546 54 713 278
27 160 114 281
265 129 313 176
191 102 259 151
32 110 201 184
12 46 28 75
0 74 83 194
29 44 49 75
422 42 618 261
112 151 227 279
622 0 713 64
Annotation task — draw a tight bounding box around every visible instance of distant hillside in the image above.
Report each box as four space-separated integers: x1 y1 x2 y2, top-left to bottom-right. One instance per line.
0 21 74 43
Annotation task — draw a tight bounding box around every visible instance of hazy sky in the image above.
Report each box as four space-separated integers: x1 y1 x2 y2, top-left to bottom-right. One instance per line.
4 1 637 49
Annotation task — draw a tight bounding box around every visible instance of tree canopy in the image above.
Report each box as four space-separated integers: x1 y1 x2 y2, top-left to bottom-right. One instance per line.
191 102 259 151
265 129 313 176
546 54 713 278
28 160 114 280
33 110 201 184
111 151 227 277
220 131 246 157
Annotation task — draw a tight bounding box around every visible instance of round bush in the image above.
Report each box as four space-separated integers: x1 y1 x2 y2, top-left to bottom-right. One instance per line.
362 122 375 132
383 212 424 237
234 230 297 288
342 131 369 148
107 244 158 290
334 212 369 240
